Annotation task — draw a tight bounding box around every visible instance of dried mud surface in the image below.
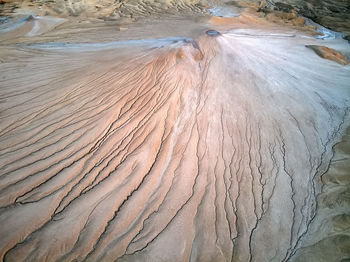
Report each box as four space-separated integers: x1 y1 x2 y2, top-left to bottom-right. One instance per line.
0 1 350 262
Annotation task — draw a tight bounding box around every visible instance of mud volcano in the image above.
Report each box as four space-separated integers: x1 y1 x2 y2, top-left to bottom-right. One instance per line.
0 1 349 262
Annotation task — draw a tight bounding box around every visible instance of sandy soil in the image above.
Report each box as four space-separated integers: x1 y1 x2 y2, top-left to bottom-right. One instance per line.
292 127 350 262
0 2 349 262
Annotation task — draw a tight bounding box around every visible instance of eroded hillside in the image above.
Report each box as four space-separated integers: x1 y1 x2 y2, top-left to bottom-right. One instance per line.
0 1 349 262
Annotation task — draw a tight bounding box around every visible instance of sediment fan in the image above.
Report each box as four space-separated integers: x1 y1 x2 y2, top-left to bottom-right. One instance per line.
0 26 349 261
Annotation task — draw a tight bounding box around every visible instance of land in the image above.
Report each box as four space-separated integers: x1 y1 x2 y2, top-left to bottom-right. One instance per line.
0 1 349 261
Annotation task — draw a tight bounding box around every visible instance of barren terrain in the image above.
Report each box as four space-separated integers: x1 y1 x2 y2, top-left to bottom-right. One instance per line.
0 1 349 261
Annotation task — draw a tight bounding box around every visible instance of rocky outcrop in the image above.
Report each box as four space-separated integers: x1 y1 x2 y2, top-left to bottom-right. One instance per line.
306 45 349 65
255 0 350 40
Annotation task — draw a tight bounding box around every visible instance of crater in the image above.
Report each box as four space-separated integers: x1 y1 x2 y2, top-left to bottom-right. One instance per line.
205 29 221 37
